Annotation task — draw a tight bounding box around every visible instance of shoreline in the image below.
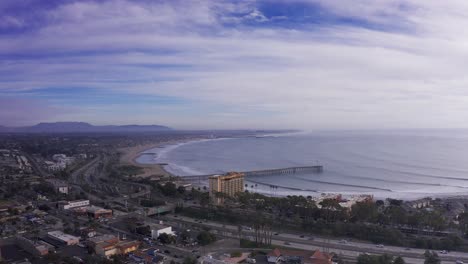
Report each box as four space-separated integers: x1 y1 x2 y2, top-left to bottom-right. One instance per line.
119 137 214 178
119 137 468 201
119 142 174 179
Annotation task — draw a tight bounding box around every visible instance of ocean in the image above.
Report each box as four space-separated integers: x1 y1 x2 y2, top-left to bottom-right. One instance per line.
136 130 468 199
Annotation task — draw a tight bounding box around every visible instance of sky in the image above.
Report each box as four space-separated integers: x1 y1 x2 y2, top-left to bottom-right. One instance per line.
2 0 468 130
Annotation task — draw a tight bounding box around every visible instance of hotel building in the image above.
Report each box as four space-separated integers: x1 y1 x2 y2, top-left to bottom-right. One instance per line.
209 172 245 204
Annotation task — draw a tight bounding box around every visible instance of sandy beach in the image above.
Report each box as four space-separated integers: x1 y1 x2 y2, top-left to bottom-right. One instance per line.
119 142 172 178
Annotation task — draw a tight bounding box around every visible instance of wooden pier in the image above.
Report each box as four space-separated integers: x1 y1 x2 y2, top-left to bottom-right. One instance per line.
180 165 323 182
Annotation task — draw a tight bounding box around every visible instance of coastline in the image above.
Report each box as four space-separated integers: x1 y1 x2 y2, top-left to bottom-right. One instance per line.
119 137 215 178
119 142 173 178
118 134 468 201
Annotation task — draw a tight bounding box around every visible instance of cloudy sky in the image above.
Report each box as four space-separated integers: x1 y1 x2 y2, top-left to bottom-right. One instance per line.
1 0 468 129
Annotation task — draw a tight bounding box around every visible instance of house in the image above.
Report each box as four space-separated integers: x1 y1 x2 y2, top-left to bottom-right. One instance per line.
267 248 332 264
267 248 281 264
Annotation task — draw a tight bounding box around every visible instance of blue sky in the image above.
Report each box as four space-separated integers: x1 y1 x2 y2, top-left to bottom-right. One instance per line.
1 0 468 129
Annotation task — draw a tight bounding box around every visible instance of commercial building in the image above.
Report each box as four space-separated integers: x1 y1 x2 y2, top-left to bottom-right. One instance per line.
47 231 80 246
149 223 174 239
72 205 112 218
85 206 113 219
15 236 52 256
61 200 90 210
89 234 140 258
209 172 245 204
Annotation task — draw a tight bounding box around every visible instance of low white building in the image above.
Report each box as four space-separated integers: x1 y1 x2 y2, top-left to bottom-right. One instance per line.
45 161 66 172
47 231 80 245
150 223 174 239
61 200 90 210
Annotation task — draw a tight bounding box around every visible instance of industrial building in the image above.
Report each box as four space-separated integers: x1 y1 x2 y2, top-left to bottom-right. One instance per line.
47 231 80 246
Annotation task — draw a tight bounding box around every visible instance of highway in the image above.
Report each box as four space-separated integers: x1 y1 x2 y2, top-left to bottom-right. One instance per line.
162 214 468 264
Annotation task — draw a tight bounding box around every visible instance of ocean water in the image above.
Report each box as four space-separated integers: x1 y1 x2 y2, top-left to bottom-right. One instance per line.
136 130 468 199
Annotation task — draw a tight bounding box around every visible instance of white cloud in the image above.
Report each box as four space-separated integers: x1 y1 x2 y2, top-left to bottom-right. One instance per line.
2 0 468 129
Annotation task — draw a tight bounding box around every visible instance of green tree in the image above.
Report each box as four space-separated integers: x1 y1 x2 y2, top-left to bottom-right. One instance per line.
158 233 176 244
424 250 440 264
356 254 394 264
183 257 197 264
197 230 216 245
393 256 405 264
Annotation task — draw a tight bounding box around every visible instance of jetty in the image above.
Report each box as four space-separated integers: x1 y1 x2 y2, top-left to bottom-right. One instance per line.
180 165 323 182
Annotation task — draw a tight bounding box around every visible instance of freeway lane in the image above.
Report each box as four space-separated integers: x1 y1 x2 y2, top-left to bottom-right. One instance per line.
163 215 468 263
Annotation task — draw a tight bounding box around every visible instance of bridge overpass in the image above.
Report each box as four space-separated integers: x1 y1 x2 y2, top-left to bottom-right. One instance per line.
179 165 323 182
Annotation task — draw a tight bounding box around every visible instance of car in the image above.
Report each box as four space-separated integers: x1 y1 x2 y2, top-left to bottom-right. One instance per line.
299 235 305 238
440 250 448 254
456 260 464 264
274 233 279 235
247 258 257 263
284 242 291 245
376 244 384 248
339 239 348 244
72 256 84 264
164 249 171 254
308 237 315 241
405 247 411 251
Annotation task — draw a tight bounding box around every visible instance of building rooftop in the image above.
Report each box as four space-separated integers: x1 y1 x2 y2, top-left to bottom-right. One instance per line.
85 205 112 213
88 234 118 244
208 172 245 180
149 222 170 230
47 231 80 242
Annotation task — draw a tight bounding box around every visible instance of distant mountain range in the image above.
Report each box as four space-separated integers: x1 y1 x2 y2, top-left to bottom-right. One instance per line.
0 122 172 133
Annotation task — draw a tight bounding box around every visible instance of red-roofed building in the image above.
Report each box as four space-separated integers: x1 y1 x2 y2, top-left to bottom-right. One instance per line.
267 248 332 264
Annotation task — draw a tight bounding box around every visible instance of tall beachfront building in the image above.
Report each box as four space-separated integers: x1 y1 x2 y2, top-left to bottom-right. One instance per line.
209 172 245 204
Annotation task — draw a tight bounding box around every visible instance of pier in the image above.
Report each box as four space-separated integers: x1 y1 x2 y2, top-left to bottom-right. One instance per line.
244 165 323 177
180 165 323 182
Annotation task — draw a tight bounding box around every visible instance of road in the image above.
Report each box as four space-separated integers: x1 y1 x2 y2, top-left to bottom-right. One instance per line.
70 155 101 184
162 214 468 264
